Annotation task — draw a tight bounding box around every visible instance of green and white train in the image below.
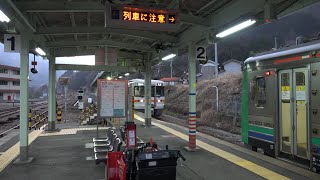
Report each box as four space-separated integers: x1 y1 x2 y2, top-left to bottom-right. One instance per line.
242 39 320 173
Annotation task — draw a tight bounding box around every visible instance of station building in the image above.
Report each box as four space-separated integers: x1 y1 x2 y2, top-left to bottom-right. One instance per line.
0 65 20 101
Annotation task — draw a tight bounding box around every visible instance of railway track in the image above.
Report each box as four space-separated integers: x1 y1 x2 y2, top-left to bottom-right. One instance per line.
0 100 48 117
0 99 77 138
0 102 48 120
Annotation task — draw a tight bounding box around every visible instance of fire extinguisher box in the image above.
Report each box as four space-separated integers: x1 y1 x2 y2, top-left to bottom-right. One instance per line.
118 155 127 180
106 152 123 180
125 122 136 149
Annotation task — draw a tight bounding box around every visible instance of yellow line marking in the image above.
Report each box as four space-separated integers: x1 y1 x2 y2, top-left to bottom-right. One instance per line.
134 114 290 180
0 130 42 172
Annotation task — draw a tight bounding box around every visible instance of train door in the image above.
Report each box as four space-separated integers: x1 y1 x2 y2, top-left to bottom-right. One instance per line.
279 68 309 160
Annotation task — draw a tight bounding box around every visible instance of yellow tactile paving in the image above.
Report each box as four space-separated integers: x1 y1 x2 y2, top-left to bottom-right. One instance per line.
0 130 42 172
40 127 109 136
40 129 77 136
134 114 290 180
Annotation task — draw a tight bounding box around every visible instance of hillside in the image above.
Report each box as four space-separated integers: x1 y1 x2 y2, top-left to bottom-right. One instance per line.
57 71 99 93
164 73 242 134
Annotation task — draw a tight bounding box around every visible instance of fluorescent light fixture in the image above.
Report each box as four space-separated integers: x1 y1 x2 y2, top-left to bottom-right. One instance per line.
119 76 123 79
125 73 130 76
0 10 10 22
216 19 256 38
35 47 46 56
107 77 112 80
56 55 95 65
162 54 176 61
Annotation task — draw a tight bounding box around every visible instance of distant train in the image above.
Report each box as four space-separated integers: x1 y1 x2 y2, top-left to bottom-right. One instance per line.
242 39 320 173
128 79 165 117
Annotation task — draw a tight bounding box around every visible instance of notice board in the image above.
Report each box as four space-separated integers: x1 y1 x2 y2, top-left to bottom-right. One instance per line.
97 79 128 117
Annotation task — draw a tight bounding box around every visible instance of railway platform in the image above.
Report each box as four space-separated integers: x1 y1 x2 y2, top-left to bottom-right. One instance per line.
0 113 320 180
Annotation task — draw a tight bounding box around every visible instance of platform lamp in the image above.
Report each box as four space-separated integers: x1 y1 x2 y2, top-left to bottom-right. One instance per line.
0 10 10 22
59 77 70 122
161 50 177 78
215 19 256 38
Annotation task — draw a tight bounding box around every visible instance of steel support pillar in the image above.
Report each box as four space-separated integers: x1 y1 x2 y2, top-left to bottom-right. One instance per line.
144 53 152 126
16 34 33 163
48 56 57 130
186 42 197 151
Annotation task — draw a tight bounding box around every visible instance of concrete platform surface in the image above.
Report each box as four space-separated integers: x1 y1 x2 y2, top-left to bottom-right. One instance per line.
0 113 319 180
0 129 105 180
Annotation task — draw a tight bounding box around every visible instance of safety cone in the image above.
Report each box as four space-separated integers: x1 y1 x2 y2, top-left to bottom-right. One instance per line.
149 135 153 146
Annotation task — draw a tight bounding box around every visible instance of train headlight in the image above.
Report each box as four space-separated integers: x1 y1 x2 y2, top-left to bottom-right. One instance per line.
157 100 161 102
140 99 143 102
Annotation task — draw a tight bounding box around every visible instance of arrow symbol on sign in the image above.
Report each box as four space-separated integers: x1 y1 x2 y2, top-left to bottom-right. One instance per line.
169 17 175 23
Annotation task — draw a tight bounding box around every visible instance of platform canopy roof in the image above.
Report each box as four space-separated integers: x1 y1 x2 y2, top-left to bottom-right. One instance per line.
0 0 318 60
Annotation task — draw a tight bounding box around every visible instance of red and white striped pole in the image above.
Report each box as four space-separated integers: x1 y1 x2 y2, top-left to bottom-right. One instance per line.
188 112 197 150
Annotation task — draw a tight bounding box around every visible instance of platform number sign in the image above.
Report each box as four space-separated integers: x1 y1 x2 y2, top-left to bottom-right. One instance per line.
196 45 208 64
4 34 21 53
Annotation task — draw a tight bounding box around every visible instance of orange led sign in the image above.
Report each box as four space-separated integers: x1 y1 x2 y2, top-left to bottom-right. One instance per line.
122 11 176 24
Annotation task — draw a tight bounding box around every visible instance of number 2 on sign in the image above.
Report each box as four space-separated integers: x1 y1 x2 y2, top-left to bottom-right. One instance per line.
196 46 206 60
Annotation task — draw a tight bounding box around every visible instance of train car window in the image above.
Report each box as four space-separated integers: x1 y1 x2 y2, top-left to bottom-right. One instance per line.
134 86 144 97
296 72 305 86
254 77 266 108
151 86 165 97
156 86 165 96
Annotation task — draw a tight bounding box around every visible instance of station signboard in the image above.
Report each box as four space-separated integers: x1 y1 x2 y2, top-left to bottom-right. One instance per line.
97 79 128 118
108 5 179 31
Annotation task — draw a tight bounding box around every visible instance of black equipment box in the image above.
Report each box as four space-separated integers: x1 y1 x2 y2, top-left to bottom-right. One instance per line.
312 154 320 173
135 150 179 180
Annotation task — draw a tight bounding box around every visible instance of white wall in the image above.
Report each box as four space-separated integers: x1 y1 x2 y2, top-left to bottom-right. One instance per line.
0 81 20 90
1 92 19 101
163 81 177 86
224 62 242 73
0 69 20 79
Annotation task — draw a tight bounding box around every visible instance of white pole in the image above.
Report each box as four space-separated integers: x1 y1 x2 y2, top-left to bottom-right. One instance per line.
64 85 68 122
170 59 173 78
214 43 218 78
212 86 219 112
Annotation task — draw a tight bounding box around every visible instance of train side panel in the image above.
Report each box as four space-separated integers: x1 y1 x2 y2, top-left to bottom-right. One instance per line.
246 68 277 156
310 62 320 171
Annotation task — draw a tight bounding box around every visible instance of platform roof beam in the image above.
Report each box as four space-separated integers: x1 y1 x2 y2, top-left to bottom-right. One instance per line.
177 0 266 47
15 1 209 27
35 27 178 43
42 40 152 52
55 64 137 72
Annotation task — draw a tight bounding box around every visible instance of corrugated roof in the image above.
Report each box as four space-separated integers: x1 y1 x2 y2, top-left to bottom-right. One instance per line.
160 77 179 82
